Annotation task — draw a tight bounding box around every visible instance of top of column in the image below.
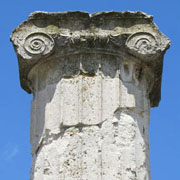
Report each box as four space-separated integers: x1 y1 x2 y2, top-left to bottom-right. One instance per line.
11 11 170 107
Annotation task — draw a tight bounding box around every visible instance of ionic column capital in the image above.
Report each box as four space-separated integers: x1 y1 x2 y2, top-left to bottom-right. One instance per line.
11 11 170 106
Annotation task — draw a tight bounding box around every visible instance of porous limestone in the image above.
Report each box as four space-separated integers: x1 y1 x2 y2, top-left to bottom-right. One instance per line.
11 11 170 180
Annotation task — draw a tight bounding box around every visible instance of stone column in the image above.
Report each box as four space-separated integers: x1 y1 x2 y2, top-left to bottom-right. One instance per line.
11 11 170 180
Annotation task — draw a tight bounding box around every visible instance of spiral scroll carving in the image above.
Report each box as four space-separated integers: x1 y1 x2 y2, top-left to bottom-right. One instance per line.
126 32 158 56
24 33 54 56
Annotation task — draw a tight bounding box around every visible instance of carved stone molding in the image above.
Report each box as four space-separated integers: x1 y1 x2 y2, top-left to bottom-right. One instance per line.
23 32 54 58
126 32 158 58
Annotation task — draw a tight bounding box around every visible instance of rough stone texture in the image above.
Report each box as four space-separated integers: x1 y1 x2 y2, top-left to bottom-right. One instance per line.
11 11 170 180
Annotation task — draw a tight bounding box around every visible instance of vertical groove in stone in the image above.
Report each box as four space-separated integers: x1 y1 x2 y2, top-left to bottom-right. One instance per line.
80 55 102 180
79 54 83 125
116 57 122 180
79 54 83 180
100 55 103 180
61 57 80 126
101 55 120 180
81 75 101 124
60 58 64 131
62 77 79 126
45 83 61 134
80 54 83 180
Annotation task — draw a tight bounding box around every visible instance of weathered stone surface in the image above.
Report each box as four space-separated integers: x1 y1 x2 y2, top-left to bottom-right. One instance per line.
11 11 170 180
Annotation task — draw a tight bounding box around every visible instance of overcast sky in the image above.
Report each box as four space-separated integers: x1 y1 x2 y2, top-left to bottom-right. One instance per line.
0 0 180 179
